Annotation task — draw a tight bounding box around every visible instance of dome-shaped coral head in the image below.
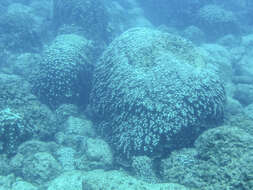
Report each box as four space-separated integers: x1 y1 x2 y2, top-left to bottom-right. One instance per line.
31 34 94 109
90 27 226 159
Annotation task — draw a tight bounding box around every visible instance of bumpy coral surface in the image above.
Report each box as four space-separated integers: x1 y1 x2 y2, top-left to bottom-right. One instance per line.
196 4 238 38
198 4 236 24
47 170 189 190
161 126 253 190
0 74 58 140
53 0 109 42
22 152 62 184
0 4 42 53
0 108 32 156
32 34 93 109
90 27 225 158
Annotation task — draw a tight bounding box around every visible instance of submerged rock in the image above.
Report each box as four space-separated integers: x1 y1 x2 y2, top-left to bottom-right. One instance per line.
22 152 62 185
75 138 113 171
47 170 190 190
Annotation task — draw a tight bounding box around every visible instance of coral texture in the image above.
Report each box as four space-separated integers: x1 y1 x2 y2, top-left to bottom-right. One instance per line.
0 5 42 53
90 27 225 158
196 4 238 38
32 34 93 109
53 0 109 42
0 108 32 156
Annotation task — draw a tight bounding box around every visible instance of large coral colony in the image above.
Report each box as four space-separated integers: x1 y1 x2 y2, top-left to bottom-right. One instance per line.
1 0 253 189
90 27 225 157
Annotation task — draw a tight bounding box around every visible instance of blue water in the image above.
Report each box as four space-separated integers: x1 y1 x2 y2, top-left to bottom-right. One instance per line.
0 0 253 189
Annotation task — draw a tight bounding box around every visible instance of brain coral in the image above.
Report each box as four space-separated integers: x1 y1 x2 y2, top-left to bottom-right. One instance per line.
31 34 93 109
90 27 225 158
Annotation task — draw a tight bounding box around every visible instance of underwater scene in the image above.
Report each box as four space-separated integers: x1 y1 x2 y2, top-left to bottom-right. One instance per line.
0 0 253 189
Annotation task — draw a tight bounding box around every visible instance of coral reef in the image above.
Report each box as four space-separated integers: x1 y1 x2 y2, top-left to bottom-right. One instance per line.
0 74 32 110
160 148 200 187
0 74 58 141
22 152 62 185
75 138 113 171
0 1 252 189
31 34 94 109
47 170 189 190
0 108 32 156
196 4 238 39
131 156 157 183
12 53 41 78
55 116 95 149
0 3 42 53
12 181 38 190
200 43 233 82
137 0 202 27
52 0 110 43
90 27 225 158
55 147 76 171
234 84 253 106
0 154 11 175
182 25 205 44
161 126 253 189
